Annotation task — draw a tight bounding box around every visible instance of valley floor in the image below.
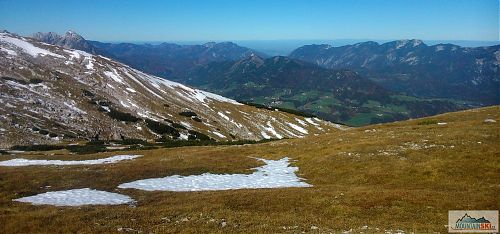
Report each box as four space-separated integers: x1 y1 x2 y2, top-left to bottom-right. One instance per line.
0 106 498 233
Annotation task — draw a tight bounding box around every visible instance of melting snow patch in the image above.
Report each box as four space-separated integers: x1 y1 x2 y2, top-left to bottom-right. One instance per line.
0 34 64 58
218 112 230 121
264 122 283 139
106 146 129 150
217 111 243 128
180 121 192 129
179 132 189 140
118 157 311 191
484 119 496 123
64 49 82 60
210 131 226 138
14 188 134 206
85 57 94 70
437 122 447 125
295 118 307 126
0 155 141 167
119 100 130 108
287 122 308 135
104 69 124 84
126 88 137 93
261 131 271 139
305 118 319 126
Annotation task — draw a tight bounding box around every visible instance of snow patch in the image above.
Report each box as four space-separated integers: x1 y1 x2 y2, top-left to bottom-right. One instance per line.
197 90 242 105
180 121 192 129
0 155 142 166
305 118 319 126
0 34 64 58
179 132 189 140
287 122 308 135
14 188 134 206
295 118 308 126
210 131 226 138
264 121 283 139
126 88 137 93
118 157 311 191
217 112 230 121
64 49 81 60
484 119 496 123
217 112 243 128
103 68 124 84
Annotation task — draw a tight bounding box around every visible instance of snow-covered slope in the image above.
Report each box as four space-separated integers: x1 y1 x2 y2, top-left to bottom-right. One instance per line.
0 32 339 148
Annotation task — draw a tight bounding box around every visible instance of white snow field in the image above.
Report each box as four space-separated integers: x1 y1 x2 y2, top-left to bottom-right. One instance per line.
118 157 311 191
0 33 64 58
0 155 142 167
13 188 134 206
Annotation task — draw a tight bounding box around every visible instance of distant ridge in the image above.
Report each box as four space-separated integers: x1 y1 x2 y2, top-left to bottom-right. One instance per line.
290 40 500 104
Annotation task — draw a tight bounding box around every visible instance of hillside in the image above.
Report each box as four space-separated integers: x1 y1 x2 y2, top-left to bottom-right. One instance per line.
0 32 335 148
180 55 464 126
290 40 500 105
0 106 497 233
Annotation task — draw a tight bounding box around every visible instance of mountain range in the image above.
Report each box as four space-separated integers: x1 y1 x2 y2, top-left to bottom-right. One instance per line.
90 40 266 79
0 31 336 148
289 40 499 104
29 31 498 126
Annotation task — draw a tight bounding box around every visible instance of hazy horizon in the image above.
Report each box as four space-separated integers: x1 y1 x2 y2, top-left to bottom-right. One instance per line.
9 28 497 56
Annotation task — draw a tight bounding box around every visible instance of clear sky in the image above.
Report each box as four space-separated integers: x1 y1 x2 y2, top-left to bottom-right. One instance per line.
0 0 498 42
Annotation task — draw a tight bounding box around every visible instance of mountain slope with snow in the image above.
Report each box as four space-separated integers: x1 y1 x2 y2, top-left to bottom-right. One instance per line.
0 32 337 148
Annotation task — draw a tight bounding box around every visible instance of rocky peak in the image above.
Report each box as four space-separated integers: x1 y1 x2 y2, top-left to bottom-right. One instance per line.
64 30 84 40
31 30 99 54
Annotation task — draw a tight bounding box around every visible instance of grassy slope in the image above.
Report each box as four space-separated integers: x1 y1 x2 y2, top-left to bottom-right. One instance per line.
0 106 498 233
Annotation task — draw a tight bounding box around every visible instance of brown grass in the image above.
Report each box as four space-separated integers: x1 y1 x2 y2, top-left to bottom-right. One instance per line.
0 106 499 233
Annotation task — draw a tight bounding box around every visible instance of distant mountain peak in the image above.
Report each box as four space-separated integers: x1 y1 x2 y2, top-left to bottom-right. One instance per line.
64 30 83 39
31 30 99 54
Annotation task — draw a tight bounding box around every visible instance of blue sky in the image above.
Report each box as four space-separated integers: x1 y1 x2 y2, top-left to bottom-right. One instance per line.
0 0 498 41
